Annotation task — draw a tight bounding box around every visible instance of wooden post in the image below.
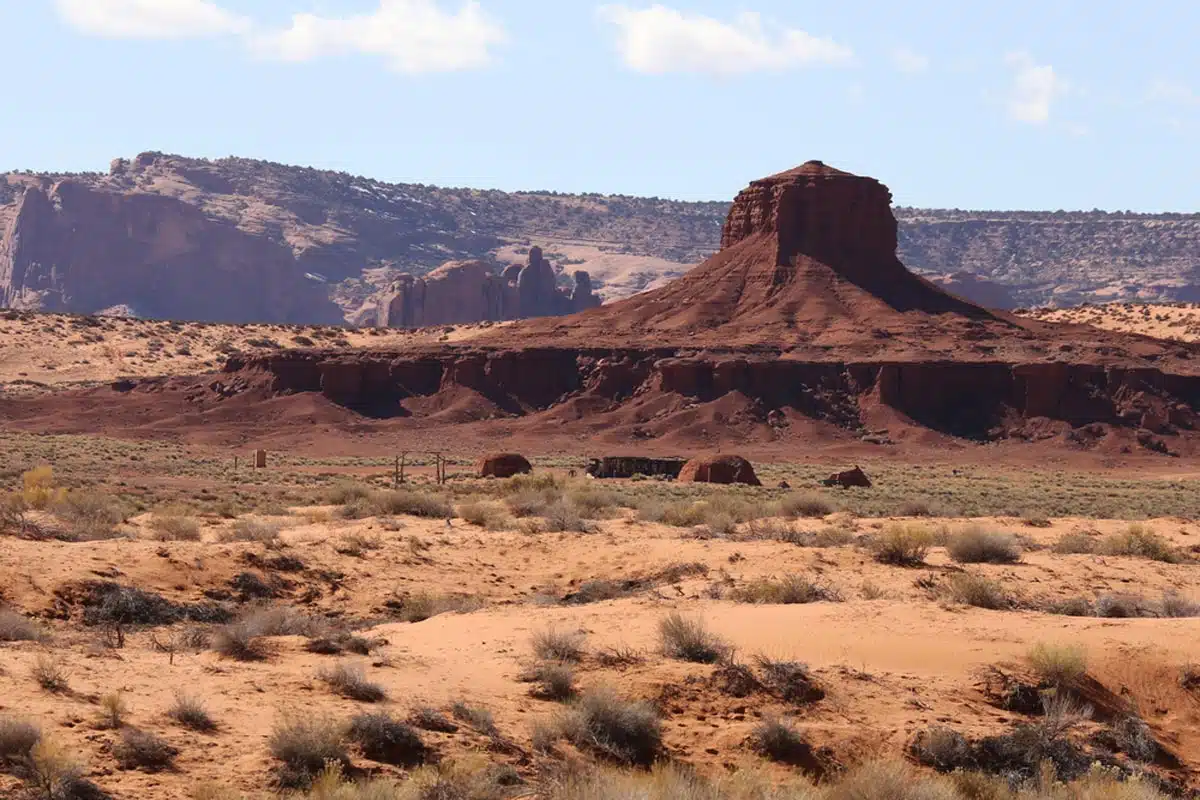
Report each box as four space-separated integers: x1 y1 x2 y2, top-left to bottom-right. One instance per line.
254 449 267 469
393 456 399 488
234 456 238 471
399 452 406 485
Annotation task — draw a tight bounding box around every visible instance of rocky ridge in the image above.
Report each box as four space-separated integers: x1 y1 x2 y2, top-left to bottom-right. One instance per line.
1 153 1197 325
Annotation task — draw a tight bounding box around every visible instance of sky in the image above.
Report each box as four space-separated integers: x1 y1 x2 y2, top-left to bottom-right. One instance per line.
0 0 1197 211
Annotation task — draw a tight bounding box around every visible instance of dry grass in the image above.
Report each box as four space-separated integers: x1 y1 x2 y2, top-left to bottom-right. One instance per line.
779 491 837 518
168 694 217 732
1028 642 1088 687
871 524 934 566
532 627 587 663
393 591 483 623
346 712 428 766
730 574 843 605
456 499 514 531
1053 531 1097 554
98 691 128 729
220 518 283 545
0 608 45 642
372 489 452 519
269 713 350 789
658 612 728 663
450 701 497 736
1099 524 1182 563
942 574 1011 610
748 716 814 765
945 527 1021 564
113 728 177 771
318 662 387 703
31 654 69 693
526 662 578 701
148 512 202 542
0 714 41 763
557 688 663 766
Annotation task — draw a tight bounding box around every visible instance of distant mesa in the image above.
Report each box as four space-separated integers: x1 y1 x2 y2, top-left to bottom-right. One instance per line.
376 246 600 328
925 271 1019 310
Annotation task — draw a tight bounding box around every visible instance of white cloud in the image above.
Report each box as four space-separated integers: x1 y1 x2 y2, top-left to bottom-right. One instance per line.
252 0 506 74
1004 51 1066 124
891 47 929 74
1148 79 1198 106
55 0 249 38
598 5 853 75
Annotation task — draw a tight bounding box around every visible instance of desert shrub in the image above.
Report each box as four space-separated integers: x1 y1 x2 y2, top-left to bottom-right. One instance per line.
1046 596 1093 617
1028 642 1087 687
1108 716 1157 762
25 737 92 800
738 517 796 541
828 760 960 800
269 714 349 789
333 533 381 558
755 656 825 704
113 729 177 771
1095 593 1153 619
532 627 587 663
335 497 375 521
525 662 578 701
168 694 216 732
1053 532 1097 554
658 612 727 663
149 513 201 542
456 499 513 530
1161 591 1200 618
0 714 41 763
81 584 196 628
542 500 593 533
372 490 451 519
897 498 939 517
1100 524 1181 563
407 707 458 733
946 527 1021 564
566 486 621 518
347 712 427 766
780 492 835 518
318 663 387 702
98 691 127 729
749 716 814 765
221 519 283 545
0 492 30 535
559 688 662 766
325 482 373 506
393 592 482 623
0 608 45 642
909 726 973 771
305 633 373 656
32 654 69 693
52 491 127 540
943 574 1010 610
21 466 65 509
871 524 933 566
506 488 561 518
782 526 857 548
730 574 843 605
449 702 497 736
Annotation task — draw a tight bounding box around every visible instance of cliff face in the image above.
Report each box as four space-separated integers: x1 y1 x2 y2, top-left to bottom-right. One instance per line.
0 180 343 323
375 247 600 328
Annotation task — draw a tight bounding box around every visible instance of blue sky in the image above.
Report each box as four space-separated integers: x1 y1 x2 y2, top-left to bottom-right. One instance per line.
1 1 1197 210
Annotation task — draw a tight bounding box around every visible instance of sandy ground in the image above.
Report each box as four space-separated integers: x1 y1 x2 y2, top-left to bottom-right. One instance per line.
0 312 498 388
3 504 1200 798
1020 303 1200 343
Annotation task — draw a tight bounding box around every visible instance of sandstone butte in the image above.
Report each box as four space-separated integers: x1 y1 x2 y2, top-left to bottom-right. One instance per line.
3 161 1199 455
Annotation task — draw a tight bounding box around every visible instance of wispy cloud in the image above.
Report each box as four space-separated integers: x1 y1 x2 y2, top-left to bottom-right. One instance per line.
891 47 929 75
598 5 853 75
1148 79 1199 106
1004 52 1066 124
55 0 249 39
251 0 506 73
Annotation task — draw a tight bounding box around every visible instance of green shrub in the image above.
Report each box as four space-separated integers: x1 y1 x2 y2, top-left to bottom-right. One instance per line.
1100 524 1181 563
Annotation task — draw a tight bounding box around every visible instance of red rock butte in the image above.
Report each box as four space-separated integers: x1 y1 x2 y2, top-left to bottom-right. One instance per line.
491 160 1015 356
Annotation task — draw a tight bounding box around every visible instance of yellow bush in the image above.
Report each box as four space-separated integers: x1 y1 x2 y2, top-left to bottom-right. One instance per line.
21 466 65 510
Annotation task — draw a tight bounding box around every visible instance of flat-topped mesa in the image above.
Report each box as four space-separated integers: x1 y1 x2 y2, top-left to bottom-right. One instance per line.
721 160 900 280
